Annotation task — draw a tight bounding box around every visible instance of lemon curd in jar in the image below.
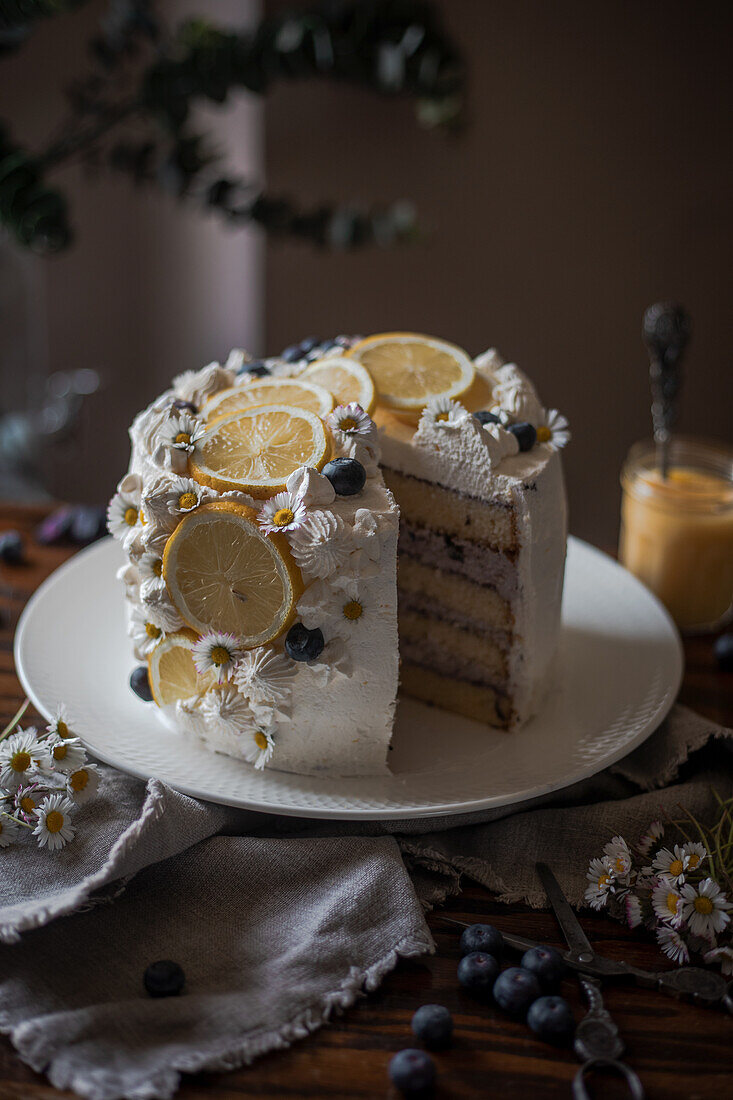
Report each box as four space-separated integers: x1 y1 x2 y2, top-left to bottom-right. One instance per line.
619 439 733 631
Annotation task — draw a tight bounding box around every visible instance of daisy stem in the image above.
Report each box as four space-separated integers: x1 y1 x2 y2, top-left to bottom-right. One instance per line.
0 698 30 742
0 809 33 830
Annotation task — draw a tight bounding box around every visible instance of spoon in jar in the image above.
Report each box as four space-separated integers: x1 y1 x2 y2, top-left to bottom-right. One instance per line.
642 302 691 479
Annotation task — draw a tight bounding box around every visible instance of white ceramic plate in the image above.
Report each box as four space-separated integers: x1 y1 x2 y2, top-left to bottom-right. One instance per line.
14 536 682 820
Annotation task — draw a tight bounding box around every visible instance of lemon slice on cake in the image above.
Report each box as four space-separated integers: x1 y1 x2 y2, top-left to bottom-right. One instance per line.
303 356 376 414
189 404 329 498
203 378 334 423
148 631 217 706
347 332 475 411
163 501 302 644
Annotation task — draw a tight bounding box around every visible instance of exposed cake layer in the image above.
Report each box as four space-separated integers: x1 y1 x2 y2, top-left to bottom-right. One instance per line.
400 663 512 728
398 556 514 633
398 524 519 603
399 610 508 689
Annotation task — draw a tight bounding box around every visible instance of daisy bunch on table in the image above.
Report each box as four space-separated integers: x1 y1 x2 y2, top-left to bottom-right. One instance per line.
582 794 733 976
0 699 101 853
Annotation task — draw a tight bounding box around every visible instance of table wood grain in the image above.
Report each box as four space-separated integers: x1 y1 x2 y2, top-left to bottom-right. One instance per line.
0 504 731 1100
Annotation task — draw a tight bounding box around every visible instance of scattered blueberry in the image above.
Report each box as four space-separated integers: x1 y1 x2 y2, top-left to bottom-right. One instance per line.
281 343 305 363
322 457 366 496
0 530 24 565
70 505 107 545
493 966 542 1016
508 422 537 452
411 1004 453 1050
35 506 76 545
238 359 270 378
171 398 198 415
714 633 733 672
474 410 501 426
388 1049 436 1095
527 995 575 1045
459 922 504 958
521 945 566 990
457 951 500 998
143 960 185 998
130 666 154 702
284 623 325 663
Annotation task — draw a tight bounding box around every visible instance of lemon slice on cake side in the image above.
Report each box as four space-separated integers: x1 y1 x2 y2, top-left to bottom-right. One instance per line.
302 356 376 414
203 378 334 423
189 404 329 498
147 630 217 707
347 332 475 411
162 501 302 645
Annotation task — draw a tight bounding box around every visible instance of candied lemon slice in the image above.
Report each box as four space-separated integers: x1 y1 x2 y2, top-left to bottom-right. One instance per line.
303 356 376 414
162 501 302 644
189 404 329 498
204 378 334 423
147 630 216 707
347 332 475 411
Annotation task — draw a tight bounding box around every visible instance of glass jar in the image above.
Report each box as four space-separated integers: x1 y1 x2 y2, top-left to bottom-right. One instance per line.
619 437 733 632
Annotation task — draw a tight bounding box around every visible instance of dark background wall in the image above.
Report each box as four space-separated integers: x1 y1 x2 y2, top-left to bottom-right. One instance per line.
264 0 733 546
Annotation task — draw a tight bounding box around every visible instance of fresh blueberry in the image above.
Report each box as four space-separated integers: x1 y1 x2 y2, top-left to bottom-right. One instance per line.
35 506 76 545
281 343 304 363
322 457 366 496
143 960 185 998
508 422 537 452
334 334 353 347
284 623 325 662
459 922 504 958
388 1049 436 1095
474 410 501 426
171 398 198 414
0 530 24 564
493 966 542 1016
298 336 320 354
527 995 575 1045
411 1004 453 1050
714 633 733 672
521 945 566 990
130 666 154 702
457 951 500 998
70 505 107 545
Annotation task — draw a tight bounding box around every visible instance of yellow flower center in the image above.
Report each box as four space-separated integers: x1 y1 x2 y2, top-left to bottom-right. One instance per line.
614 858 626 873
666 892 679 915
343 600 363 621
254 731 268 751
45 810 64 834
53 744 68 760
694 896 714 915
210 645 231 666
598 873 610 887
175 431 191 445
153 559 163 577
339 417 358 431
70 769 88 792
145 622 161 639
688 853 700 869
272 508 295 527
536 425 552 443
124 506 138 527
436 411 450 422
57 719 69 738
178 491 198 510
10 751 31 773
669 859 684 876
20 795 36 813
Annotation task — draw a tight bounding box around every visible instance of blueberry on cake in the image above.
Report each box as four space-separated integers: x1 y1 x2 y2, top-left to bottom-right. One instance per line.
108 333 569 775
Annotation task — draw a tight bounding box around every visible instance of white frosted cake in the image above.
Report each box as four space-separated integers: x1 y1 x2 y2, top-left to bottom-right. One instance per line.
108 333 569 776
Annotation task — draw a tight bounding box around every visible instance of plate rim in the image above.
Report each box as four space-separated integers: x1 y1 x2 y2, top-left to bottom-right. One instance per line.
13 535 684 820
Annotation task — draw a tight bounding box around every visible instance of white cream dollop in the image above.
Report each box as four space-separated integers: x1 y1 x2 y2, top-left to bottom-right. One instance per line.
172 362 235 407
286 465 336 507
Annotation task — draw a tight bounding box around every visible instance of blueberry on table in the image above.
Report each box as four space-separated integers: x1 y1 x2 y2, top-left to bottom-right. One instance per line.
284 623 324 663
714 633 733 672
493 966 542 1016
130 666 154 702
527 995 575 1044
520 945 566 989
508 422 537 452
143 960 185 998
474 410 501 426
70 505 107 545
388 1049 436 1095
459 922 504 958
457 950 499 998
322 457 366 496
411 1004 453 1050
0 530 24 564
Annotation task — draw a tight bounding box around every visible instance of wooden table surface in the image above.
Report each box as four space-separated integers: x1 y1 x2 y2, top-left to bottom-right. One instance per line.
0 503 731 1100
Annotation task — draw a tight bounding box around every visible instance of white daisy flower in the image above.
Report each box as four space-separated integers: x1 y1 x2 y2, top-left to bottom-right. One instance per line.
32 793 76 851
536 408 571 450
46 735 87 775
583 856 616 910
679 878 732 940
602 835 633 884
157 476 208 520
288 511 352 580
652 844 690 885
137 552 167 596
0 812 20 848
656 925 690 965
422 395 470 429
0 729 48 790
703 945 733 976
233 647 296 705
200 684 254 737
159 412 206 455
637 820 664 856
46 703 73 740
326 403 377 445
107 486 141 547
66 764 100 804
192 632 244 683
258 490 307 535
652 880 684 926
243 722 275 771
680 841 707 874
128 604 166 658
14 782 45 820
297 576 391 642
624 894 643 929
